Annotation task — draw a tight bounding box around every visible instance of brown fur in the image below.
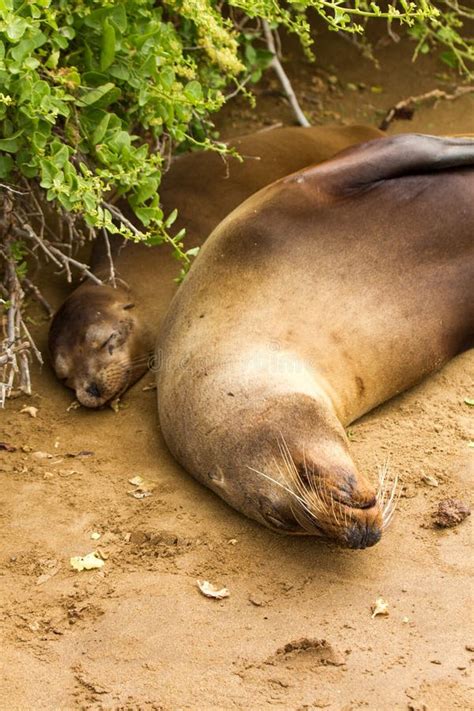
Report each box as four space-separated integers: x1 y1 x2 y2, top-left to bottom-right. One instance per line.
157 134 474 548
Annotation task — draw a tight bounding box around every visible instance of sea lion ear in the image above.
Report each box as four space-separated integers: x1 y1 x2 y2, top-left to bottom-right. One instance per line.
123 303 135 310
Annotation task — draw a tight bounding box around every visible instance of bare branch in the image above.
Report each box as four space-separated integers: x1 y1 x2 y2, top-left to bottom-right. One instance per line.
22 278 54 318
379 86 474 131
14 224 102 285
0 342 30 367
262 21 310 128
103 202 142 238
102 228 117 288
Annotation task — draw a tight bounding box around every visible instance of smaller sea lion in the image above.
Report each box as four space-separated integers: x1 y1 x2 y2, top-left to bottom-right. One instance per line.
49 125 382 407
156 133 474 548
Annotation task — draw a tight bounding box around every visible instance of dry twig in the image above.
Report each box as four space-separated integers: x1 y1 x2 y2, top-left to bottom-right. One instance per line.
379 85 474 131
262 21 310 127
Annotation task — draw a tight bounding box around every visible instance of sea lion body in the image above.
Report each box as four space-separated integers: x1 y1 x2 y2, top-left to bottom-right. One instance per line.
49 125 382 406
157 134 474 548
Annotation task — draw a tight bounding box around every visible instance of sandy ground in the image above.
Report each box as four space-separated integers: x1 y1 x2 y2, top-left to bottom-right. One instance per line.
1 24 473 711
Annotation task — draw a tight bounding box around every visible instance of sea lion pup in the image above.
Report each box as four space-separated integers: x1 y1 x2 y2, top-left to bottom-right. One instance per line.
156 133 474 549
49 125 382 407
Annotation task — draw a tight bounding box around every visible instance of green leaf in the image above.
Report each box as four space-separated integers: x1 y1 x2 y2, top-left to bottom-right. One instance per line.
5 15 28 42
0 129 22 153
0 153 13 178
11 32 47 63
133 206 157 226
45 49 60 69
464 398 474 407
100 19 116 71
440 50 458 69
165 208 178 228
160 66 175 91
92 112 112 144
184 80 203 102
50 143 70 169
134 178 158 204
77 83 117 107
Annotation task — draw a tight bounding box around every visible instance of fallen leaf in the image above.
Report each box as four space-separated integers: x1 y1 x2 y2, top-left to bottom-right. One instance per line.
464 398 474 407
128 475 156 499
110 397 121 413
130 490 151 499
32 451 53 460
371 597 389 618
197 580 230 600
0 442 16 452
70 552 105 572
66 400 81 412
20 406 38 418
421 474 439 487
142 383 157 392
90 532 101 541
66 450 94 458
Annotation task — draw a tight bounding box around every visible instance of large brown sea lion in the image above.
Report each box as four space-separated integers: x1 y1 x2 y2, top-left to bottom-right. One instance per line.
156 133 474 549
48 125 382 407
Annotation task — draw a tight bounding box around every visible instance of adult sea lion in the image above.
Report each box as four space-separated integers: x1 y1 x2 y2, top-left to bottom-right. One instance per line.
156 133 474 549
48 125 382 407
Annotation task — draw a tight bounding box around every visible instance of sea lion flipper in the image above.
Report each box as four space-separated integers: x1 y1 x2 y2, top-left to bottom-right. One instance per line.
308 133 474 195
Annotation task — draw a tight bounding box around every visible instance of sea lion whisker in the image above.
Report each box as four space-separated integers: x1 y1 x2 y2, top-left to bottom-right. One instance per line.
382 485 400 528
383 471 399 518
265 448 331 523
247 466 314 517
277 436 333 519
376 460 389 505
279 455 331 521
382 478 401 530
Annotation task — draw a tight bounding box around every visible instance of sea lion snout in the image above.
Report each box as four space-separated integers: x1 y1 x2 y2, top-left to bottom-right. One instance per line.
304 459 383 548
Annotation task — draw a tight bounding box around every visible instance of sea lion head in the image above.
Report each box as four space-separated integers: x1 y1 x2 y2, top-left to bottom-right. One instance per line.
49 283 151 408
205 390 388 549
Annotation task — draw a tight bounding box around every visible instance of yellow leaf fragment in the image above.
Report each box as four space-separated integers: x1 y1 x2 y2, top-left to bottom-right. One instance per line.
422 474 439 487
66 400 81 412
70 552 105 572
128 475 156 498
20 406 38 418
197 580 230 600
371 596 389 618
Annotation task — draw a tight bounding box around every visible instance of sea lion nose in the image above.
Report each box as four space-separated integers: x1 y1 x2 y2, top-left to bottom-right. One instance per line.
86 382 101 398
346 521 382 549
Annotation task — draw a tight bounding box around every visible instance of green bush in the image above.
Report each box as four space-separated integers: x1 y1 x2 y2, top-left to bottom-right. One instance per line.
0 1 472 269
